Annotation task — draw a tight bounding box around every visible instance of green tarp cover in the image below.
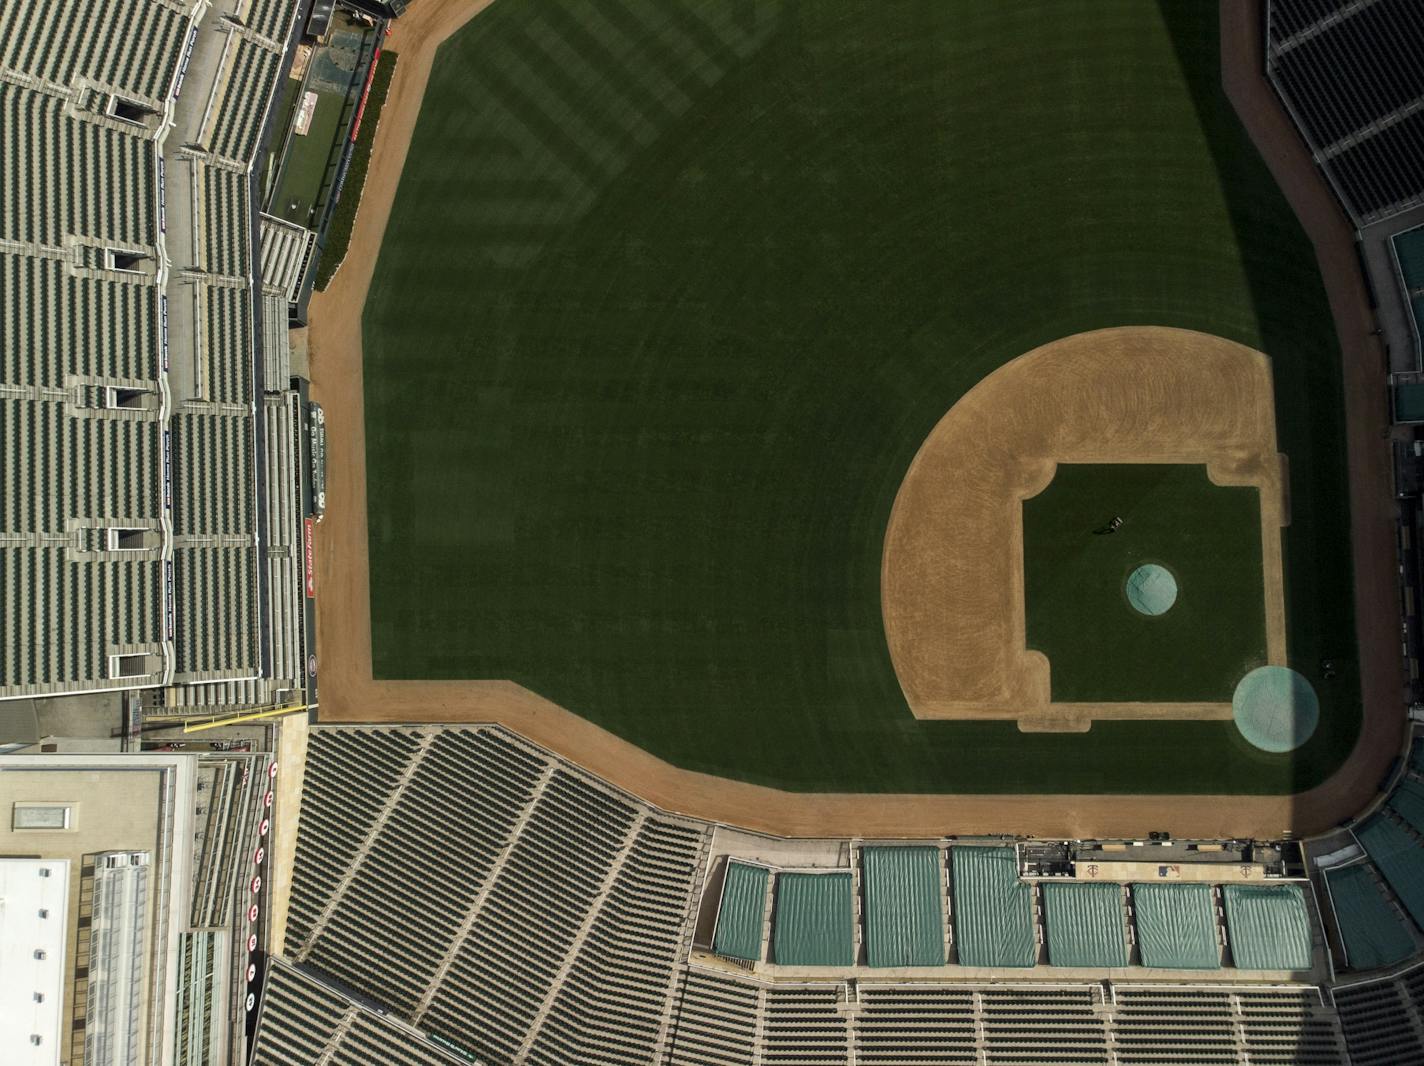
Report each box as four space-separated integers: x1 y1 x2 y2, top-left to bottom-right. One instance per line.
1131 883 1220 969
863 846 944 967
1390 779 1424 836
1357 816 1424 930
1043 882 1127 968
1325 864 1414 972
950 846 1036 968
772 872 854 966
1223 884 1312 970
713 861 769 961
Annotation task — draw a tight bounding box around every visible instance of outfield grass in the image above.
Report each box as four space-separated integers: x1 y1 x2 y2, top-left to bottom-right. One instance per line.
362 0 1359 794
1024 465 1267 703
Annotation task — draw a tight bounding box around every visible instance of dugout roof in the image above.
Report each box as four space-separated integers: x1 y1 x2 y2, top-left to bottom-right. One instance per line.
1223 884 1312 970
1131 883 1220 969
862 846 944 968
772 872 855 967
1043 882 1127 968
950 846 1036 968
713 861 769 963
1324 864 1414 972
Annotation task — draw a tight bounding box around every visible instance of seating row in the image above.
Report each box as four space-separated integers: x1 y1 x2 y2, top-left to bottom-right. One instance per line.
1266 0 1424 221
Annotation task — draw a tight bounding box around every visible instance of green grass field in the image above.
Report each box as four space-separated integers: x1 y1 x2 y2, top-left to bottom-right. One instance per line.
269 86 347 227
1024 465 1267 702
362 1 1359 794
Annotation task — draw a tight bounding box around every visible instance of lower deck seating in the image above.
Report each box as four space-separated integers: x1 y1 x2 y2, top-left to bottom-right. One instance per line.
271 726 1354 1066
1335 966 1424 1066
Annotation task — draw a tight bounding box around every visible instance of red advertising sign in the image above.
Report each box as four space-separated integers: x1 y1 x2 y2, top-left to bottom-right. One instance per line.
304 517 316 598
350 46 381 143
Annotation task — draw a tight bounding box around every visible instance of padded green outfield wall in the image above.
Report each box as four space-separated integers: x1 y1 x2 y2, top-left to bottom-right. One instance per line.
362 0 1360 795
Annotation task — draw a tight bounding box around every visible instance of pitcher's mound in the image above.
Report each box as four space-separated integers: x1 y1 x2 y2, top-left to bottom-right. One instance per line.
1126 563 1178 617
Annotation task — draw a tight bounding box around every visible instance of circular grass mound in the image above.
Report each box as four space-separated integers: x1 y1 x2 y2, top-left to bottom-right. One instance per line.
1125 563 1178 616
1232 666 1319 753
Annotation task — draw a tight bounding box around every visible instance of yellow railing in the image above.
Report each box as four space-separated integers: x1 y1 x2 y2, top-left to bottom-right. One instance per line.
181 702 309 733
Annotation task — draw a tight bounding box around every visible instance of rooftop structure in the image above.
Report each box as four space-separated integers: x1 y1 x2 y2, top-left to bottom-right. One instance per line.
0 858 70 1066
0 754 189 1063
0 750 266 1066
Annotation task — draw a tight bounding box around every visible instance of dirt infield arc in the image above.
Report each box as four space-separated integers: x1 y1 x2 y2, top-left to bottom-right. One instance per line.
882 327 1287 729
305 0 1402 839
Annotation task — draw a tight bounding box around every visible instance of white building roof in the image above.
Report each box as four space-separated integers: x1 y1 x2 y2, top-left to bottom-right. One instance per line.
0 858 71 1066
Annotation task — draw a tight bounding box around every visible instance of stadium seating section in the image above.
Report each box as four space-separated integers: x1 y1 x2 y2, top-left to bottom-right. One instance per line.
1267 0 1424 223
0 0 306 699
257 725 1361 1064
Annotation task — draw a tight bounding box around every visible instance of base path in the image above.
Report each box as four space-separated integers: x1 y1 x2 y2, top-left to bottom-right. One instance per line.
305 0 1404 840
882 326 1287 727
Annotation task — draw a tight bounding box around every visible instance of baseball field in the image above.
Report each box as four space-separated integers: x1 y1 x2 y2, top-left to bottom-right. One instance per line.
343 1 1370 799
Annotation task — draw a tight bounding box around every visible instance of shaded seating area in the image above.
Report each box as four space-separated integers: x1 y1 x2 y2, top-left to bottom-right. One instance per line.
1320 748 1424 974
1325 864 1415 971
1267 0 1424 223
1355 810 1424 929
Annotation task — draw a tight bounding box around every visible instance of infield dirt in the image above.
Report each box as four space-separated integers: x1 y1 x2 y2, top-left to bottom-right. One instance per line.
304 0 1403 839
882 327 1286 729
